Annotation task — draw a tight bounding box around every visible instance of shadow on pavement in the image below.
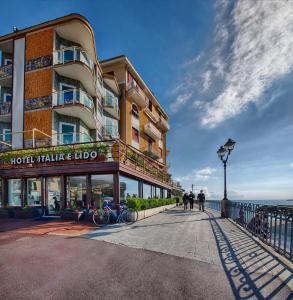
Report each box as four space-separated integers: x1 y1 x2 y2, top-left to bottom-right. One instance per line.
206 211 293 300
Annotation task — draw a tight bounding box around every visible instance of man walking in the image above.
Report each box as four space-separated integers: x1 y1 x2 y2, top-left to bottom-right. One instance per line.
197 190 205 212
183 193 189 210
189 191 195 210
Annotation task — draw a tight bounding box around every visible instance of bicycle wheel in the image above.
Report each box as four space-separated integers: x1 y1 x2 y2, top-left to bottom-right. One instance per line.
122 208 138 224
93 209 109 226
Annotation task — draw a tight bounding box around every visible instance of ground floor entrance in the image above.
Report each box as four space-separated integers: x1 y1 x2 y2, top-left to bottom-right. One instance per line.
0 163 172 214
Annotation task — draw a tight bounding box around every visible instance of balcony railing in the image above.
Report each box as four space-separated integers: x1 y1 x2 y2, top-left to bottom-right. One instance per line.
157 116 170 131
144 122 162 140
205 200 293 262
144 107 158 123
53 47 94 70
52 89 98 129
103 96 120 119
0 65 12 80
0 102 12 115
0 137 175 187
127 80 149 108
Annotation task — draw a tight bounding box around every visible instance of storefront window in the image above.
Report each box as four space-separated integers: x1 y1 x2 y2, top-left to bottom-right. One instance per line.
120 176 139 203
27 178 42 207
143 183 152 199
91 175 114 208
67 176 87 209
163 189 168 199
8 179 22 207
155 186 161 199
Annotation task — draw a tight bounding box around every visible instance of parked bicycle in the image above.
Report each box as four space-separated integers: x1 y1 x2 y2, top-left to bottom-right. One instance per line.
92 202 138 226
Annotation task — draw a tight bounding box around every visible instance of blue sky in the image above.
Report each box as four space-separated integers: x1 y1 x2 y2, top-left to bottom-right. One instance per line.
1 0 293 200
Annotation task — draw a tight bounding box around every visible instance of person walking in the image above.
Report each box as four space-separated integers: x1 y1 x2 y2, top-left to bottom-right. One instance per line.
189 191 195 210
183 193 189 210
197 190 205 212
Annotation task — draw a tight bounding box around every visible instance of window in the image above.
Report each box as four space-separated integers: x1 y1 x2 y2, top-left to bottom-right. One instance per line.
59 122 76 145
120 176 139 203
3 93 12 102
66 176 87 209
60 83 76 105
105 117 118 138
143 183 152 199
3 129 11 142
132 127 139 143
148 101 152 112
159 148 163 158
148 138 153 152
91 175 114 208
8 179 22 207
4 58 12 65
132 104 139 118
27 178 42 207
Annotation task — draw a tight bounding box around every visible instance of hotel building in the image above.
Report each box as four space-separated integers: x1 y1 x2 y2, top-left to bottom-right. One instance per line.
0 14 179 215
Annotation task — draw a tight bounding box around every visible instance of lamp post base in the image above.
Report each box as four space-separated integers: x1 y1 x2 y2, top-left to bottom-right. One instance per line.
221 198 230 218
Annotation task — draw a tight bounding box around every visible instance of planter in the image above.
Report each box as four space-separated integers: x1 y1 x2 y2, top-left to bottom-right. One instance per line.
61 210 84 221
14 209 39 219
0 208 10 218
137 204 176 221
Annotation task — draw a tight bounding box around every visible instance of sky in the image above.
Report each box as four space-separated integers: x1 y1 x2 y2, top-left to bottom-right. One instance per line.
1 0 293 200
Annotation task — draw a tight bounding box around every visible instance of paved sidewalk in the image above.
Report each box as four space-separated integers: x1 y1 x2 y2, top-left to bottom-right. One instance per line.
82 207 293 299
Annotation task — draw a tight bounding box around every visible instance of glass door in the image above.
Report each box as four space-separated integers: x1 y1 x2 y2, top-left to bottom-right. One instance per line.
46 177 61 215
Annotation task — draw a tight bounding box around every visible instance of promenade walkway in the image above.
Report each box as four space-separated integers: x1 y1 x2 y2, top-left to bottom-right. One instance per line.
83 207 293 300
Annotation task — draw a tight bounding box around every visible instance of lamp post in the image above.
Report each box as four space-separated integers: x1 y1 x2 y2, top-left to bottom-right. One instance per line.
217 138 236 218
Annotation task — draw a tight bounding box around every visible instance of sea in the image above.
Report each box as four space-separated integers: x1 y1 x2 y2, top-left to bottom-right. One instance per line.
210 200 293 207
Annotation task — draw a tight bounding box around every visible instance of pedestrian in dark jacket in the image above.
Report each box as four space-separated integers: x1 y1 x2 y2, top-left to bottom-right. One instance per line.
183 193 189 210
197 190 205 211
189 191 195 210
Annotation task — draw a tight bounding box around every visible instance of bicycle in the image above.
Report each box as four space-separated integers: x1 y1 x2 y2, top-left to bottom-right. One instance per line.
92 204 138 226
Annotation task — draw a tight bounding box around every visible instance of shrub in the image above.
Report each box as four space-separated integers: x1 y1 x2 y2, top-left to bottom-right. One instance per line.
126 198 176 211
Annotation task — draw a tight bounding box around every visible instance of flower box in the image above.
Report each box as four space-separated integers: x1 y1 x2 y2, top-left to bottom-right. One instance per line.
61 210 84 221
14 209 39 219
0 208 10 218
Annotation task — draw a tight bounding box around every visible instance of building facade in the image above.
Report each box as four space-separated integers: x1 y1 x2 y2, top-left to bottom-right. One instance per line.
0 14 179 215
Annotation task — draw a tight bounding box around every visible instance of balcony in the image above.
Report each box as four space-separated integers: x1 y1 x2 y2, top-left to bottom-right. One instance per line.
53 47 96 96
0 102 12 123
103 96 119 119
53 131 93 145
157 116 170 131
144 122 162 140
144 107 158 123
127 81 149 109
52 89 97 129
103 124 119 139
143 149 160 160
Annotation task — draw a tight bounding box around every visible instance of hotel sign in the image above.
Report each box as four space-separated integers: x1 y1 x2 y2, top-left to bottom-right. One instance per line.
11 150 99 165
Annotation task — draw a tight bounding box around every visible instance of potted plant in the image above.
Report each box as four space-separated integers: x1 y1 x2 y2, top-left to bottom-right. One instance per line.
14 205 39 219
60 203 84 221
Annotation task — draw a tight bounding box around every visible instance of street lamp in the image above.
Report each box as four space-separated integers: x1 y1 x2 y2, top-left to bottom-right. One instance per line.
217 138 236 217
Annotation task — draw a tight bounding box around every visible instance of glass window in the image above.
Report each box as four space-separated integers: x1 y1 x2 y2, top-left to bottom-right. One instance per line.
60 122 76 145
91 174 114 208
8 179 22 207
47 177 61 215
163 189 168 199
132 127 139 142
132 104 139 118
155 186 161 199
143 183 152 199
67 176 87 209
120 176 139 203
27 178 42 207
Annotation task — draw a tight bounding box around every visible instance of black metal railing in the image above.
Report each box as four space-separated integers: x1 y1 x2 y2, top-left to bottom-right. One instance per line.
205 200 293 261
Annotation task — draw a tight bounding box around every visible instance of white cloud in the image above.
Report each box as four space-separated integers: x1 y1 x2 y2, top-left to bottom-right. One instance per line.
290 163 293 168
175 166 216 183
170 0 293 127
